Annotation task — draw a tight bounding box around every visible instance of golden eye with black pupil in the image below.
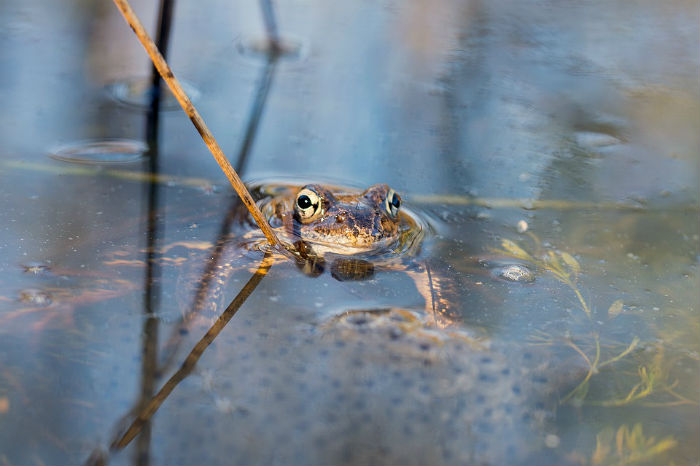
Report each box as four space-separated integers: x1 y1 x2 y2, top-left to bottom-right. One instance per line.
295 187 322 223
385 189 401 217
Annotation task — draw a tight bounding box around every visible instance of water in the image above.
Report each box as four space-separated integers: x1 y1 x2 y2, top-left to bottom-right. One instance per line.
0 0 698 464
49 139 147 164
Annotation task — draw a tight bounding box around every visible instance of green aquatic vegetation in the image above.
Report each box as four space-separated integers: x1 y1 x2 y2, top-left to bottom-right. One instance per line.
590 346 699 408
497 238 591 318
590 423 677 466
529 330 640 404
496 238 640 404
498 237 699 412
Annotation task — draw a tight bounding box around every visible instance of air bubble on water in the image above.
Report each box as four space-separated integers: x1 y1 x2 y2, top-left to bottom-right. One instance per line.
22 263 51 275
544 434 560 448
492 265 535 283
236 36 308 62
214 396 234 414
575 131 623 148
49 139 147 164
105 77 200 110
18 289 52 306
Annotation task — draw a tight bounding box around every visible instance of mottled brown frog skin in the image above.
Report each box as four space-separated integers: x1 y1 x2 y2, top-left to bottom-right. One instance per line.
264 183 403 254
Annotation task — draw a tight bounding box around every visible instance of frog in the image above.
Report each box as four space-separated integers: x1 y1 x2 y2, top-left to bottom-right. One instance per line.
261 183 404 253
240 181 463 329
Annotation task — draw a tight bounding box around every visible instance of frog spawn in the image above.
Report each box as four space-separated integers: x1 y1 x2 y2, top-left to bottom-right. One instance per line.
163 305 563 466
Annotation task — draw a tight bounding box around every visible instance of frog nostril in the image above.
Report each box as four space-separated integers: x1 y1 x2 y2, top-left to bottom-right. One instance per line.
335 213 346 223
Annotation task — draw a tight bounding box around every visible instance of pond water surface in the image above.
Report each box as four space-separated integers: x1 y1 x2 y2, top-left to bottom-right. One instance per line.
0 0 698 465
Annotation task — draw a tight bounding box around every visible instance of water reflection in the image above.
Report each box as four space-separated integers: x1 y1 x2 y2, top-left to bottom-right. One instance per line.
106 252 273 459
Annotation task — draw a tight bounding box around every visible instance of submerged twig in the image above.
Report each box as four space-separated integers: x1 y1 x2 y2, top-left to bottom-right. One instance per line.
111 0 281 248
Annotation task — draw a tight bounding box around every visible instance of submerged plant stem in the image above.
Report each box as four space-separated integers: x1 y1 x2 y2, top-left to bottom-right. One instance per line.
111 0 281 248
562 335 600 403
572 286 592 319
598 337 639 369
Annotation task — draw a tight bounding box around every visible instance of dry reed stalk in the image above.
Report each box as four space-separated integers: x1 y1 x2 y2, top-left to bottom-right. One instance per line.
111 0 281 248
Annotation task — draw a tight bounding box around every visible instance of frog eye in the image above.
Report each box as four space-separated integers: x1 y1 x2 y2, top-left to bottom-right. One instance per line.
385 189 401 217
295 187 323 223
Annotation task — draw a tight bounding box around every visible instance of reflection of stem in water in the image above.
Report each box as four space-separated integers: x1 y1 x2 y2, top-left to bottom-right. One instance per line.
137 135 159 464
156 206 239 372
149 0 175 102
259 0 281 53
144 0 174 150
113 252 274 450
136 23 171 459
234 55 278 174
157 53 279 371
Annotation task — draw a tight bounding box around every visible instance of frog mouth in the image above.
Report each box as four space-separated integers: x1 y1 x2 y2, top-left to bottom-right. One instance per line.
293 234 398 255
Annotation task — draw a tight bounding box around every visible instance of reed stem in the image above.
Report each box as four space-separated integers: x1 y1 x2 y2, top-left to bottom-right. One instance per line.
112 0 281 248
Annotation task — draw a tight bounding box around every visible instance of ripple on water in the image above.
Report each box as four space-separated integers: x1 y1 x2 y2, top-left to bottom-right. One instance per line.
48 139 147 164
492 264 536 283
105 77 200 110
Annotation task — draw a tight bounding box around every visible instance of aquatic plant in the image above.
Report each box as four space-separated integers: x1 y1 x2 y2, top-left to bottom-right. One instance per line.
495 238 640 404
495 236 695 463
497 238 590 317
497 236 699 413
590 345 699 408
590 423 677 466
